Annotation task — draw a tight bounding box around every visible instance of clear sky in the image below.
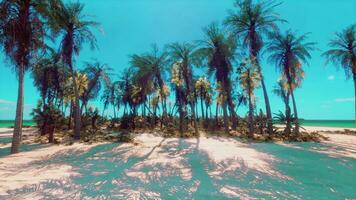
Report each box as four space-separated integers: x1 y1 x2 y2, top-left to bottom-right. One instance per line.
0 0 355 120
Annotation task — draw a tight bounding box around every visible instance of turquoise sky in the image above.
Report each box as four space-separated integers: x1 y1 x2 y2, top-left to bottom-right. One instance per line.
0 0 355 120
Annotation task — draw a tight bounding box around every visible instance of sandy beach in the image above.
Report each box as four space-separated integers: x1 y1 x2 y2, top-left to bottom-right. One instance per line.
0 127 355 199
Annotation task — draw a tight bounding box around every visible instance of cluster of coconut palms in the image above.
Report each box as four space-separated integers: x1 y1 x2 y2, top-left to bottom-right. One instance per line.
0 0 354 154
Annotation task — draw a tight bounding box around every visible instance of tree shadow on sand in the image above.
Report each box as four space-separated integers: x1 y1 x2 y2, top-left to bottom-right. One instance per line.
3 136 355 199
2 138 194 199
0 143 50 157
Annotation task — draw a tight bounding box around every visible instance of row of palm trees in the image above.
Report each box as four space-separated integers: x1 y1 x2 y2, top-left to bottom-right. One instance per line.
0 0 99 153
0 0 354 154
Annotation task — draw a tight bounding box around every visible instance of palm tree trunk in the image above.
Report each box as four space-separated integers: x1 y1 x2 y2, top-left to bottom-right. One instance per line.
260 77 273 135
290 91 299 134
200 96 205 120
205 103 209 120
70 69 81 140
191 102 199 136
222 99 229 135
285 95 292 135
41 96 47 136
68 101 73 129
11 66 25 154
248 91 254 138
252 50 273 135
178 103 184 136
227 97 238 130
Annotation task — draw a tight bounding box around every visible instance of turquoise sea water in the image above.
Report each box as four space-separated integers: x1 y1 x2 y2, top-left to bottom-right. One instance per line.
299 119 356 128
0 120 35 128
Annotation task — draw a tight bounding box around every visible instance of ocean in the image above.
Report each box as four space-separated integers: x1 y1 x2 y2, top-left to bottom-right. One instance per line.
0 120 36 128
299 119 356 128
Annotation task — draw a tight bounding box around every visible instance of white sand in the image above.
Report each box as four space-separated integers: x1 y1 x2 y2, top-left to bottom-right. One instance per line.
302 126 356 132
0 126 355 197
275 126 356 159
0 128 104 196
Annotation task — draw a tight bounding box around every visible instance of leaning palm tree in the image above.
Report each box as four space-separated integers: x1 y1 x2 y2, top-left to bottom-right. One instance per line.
267 30 315 134
196 23 238 134
238 59 261 137
224 0 285 135
323 24 356 121
81 61 112 114
0 0 47 153
273 79 292 134
167 42 199 136
47 1 99 140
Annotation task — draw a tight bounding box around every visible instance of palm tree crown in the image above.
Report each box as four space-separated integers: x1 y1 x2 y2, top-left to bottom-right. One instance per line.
224 0 285 57
267 30 315 86
323 24 355 78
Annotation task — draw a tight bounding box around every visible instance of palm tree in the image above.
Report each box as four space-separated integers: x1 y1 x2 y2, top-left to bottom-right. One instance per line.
195 76 212 121
273 79 292 134
167 42 199 136
0 0 47 153
196 23 238 134
47 1 99 140
267 30 315 134
101 81 121 118
63 72 88 128
224 0 285 135
81 61 112 114
130 45 169 122
33 48 68 103
171 61 187 135
118 68 135 116
32 48 68 135
238 59 261 137
323 24 356 120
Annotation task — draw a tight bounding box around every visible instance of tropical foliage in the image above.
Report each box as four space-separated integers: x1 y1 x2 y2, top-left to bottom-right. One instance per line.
323 24 355 121
267 30 315 134
0 0 352 154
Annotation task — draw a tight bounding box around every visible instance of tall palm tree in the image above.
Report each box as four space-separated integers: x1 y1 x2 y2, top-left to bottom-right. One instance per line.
130 45 169 121
167 42 199 136
323 24 355 120
171 61 187 135
267 30 315 134
196 23 238 134
47 1 99 139
81 61 112 114
224 0 285 135
238 59 261 137
0 0 47 153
